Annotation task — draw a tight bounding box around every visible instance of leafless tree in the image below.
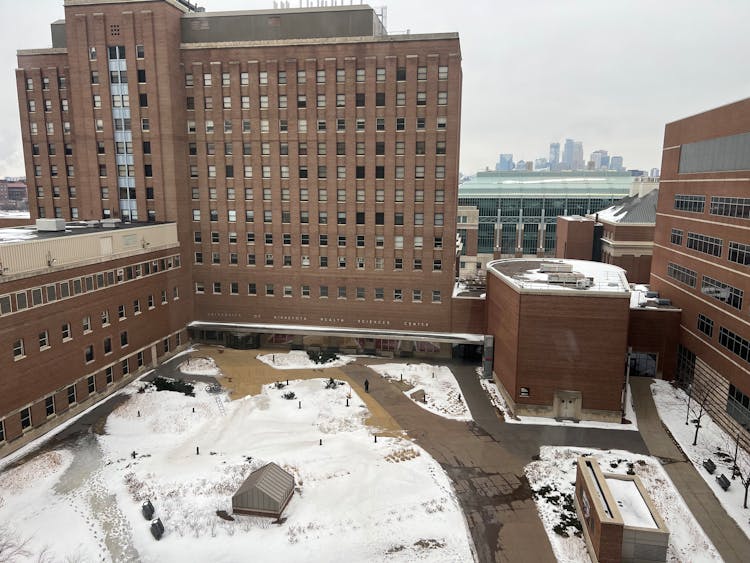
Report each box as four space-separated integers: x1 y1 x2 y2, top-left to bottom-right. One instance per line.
0 526 32 563
681 381 713 446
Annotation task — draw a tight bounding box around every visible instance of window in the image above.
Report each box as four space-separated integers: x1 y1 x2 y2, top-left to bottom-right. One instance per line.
728 241 750 266
62 322 71 340
701 275 743 310
697 314 714 337
438 65 448 80
709 196 750 219
46 395 56 416
437 116 447 129
356 93 365 107
674 194 705 213
433 259 442 271
666 262 697 288
432 290 442 303
85 345 94 363
670 228 683 245
13 339 25 359
396 67 406 81
413 289 422 302
437 92 448 105
686 232 722 257
719 327 750 366
416 92 427 106
21 408 32 430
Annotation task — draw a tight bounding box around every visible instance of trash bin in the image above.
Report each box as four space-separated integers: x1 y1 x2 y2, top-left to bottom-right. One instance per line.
142 499 155 520
150 518 165 540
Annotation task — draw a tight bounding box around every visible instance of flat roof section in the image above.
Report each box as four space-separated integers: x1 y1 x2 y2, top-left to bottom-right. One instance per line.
0 221 169 246
604 477 658 529
488 258 630 295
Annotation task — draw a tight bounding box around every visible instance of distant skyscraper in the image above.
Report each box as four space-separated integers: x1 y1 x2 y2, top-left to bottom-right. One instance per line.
514 159 526 171
591 149 609 170
610 155 624 172
534 158 549 170
573 142 584 170
562 139 575 169
650 167 660 178
496 154 514 171
549 143 560 167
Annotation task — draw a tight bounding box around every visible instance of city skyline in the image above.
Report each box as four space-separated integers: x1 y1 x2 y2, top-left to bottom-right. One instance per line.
2 0 750 178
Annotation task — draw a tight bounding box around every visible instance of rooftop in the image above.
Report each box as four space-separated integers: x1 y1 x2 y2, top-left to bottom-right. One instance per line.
0 221 161 245
593 188 658 225
458 172 634 198
488 258 630 295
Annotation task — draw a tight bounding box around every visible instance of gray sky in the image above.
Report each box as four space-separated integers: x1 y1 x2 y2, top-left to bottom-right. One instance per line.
1 0 749 177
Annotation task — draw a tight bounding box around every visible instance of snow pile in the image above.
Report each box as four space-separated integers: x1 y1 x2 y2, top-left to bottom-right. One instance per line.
651 379 750 539
179 356 221 376
368 363 472 421
257 350 355 370
0 379 473 562
480 378 638 430
525 446 721 563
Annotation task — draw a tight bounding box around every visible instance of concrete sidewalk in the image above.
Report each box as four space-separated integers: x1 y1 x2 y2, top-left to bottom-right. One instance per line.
341 362 557 563
631 377 750 563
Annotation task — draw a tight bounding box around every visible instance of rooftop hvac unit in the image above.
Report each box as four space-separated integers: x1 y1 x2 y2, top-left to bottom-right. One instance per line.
576 277 594 289
548 272 581 284
645 291 659 298
657 299 671 306
540 262 573 273
35 218 66 232
101 218 121 229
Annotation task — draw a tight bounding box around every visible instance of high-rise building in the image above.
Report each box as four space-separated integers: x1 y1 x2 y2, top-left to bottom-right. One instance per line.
15 1 467 350
549 142 560 168
651 97 750 448
609 155 624 172
562 139 575 169
496 153 514 171
572 141 584 170
590 149 609 170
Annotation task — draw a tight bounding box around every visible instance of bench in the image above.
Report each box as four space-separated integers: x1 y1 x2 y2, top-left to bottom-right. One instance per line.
716 473 731 491
703 458 717 474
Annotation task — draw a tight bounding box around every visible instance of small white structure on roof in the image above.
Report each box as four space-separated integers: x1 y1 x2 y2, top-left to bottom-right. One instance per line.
232 462 295 518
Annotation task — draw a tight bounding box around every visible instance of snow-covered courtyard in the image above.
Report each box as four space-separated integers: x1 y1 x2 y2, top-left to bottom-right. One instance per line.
257 350 356 370
525 446 721 563
651 379 750 539
0 375 473 562
367 363 473 421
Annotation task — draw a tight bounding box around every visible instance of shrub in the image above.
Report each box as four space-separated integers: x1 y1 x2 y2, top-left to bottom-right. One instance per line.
282 391 296 400
152 377 195 396
307 350 339 365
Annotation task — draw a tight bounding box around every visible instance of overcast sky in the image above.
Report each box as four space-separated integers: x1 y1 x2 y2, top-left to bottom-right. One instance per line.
1 0 749 177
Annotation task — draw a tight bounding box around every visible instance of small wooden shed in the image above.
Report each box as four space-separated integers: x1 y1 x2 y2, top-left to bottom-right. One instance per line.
232 462 295 518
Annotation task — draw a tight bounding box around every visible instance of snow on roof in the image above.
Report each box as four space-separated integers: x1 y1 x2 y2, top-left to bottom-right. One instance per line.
605 477 658 529
488 258 630 295
234 462 294 504
0 226 37 243
593 189 658 224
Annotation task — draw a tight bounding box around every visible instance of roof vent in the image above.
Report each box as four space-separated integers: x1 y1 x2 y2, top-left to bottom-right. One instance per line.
35 218 66 232
101 218 122 229
540 262 573 273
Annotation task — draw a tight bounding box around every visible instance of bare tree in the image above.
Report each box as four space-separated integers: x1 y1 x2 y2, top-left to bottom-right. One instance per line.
0 525 32 563
681 381 713 446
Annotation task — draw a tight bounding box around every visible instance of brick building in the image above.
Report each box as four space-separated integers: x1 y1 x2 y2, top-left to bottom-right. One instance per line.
14 0 472 356
0 221 190 456
486 259 631 422
651 97 750 449
556 182 659 284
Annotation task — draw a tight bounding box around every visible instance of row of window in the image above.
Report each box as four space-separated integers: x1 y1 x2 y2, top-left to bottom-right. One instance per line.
189 90 449 111
0 254 180 317
189 186 445 204
190 208 446 226
189 139 447 157
666 262 744 311
11 288 178 361
25 75 67 91
190 163 448 181
674 194 750 220
185 65 449 88
186 115 449 135
671 229 750 268
195 282 444 302
196 231 444 248
198 253 443 271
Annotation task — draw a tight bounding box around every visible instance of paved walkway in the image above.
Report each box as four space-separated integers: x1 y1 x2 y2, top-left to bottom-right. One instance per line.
631 377 750 563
